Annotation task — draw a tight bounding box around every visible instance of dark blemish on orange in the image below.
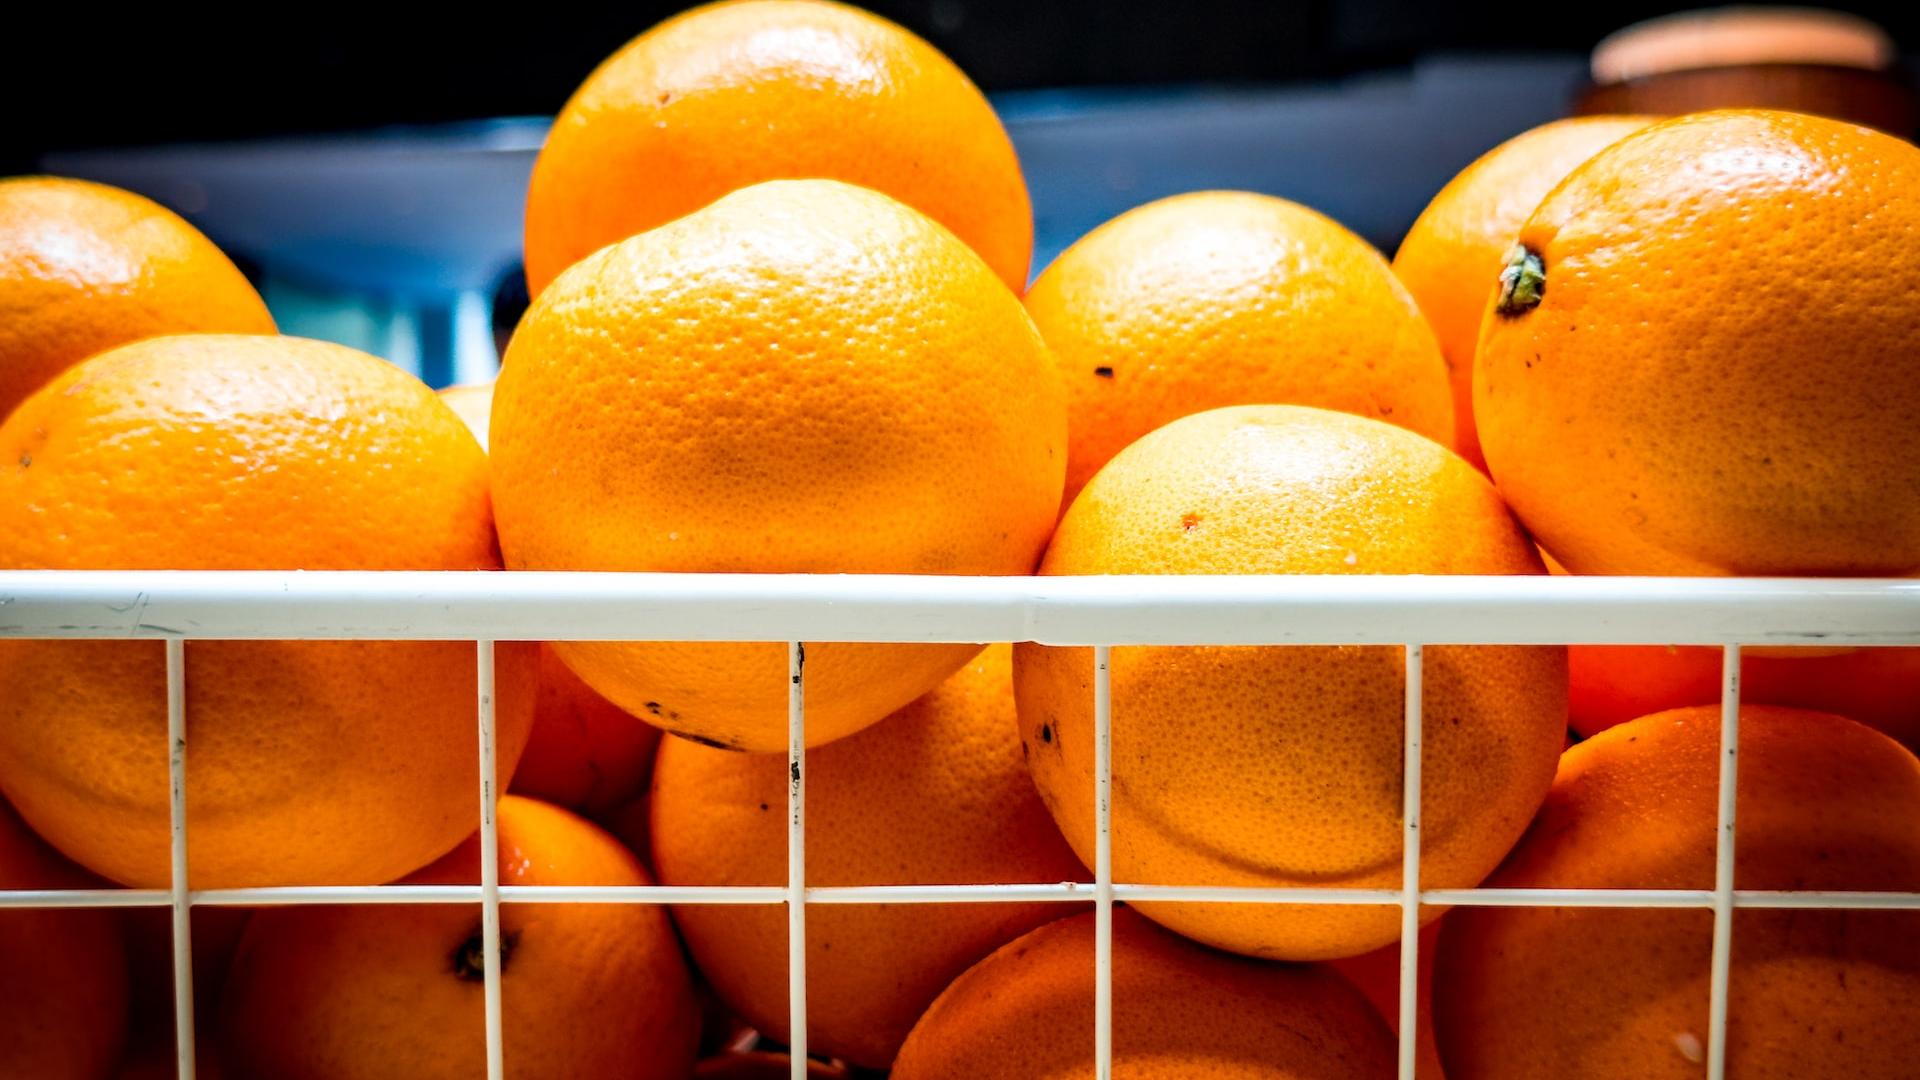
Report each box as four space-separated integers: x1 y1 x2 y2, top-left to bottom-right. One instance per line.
1093 366 1114 379
1040 723 1053 744
453 927 520 981
1181 513 1202 532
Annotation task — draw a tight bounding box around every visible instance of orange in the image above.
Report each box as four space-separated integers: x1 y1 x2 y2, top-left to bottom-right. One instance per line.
1570 644 1920 748
650 644 1089 1068
0 796 130 1079
1016 405 1566 960
1026 190 1453 509
122 903 250 1066
0 177 275 421
891 907 1395 1078
523 0 1030 295
438 381 494 448
510 644 664 817
696 1052 848 1079
493 179 1064 752
112 1041 224 1080
0 334 536 888
1476 109 1920 576
219 795 698 1079
1328 921 1446 1079
1435 705 1920 1077
436 382 663 817
1392 116 1657 469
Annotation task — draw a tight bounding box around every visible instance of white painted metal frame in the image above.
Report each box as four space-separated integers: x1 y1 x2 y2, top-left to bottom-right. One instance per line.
3 570 1920 1080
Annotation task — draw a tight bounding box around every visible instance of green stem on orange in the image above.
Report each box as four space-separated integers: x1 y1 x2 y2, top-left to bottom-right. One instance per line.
1496 244 1546 317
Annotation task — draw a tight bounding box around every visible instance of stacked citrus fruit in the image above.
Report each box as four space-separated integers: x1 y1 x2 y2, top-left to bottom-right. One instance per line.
3 1 1920 1077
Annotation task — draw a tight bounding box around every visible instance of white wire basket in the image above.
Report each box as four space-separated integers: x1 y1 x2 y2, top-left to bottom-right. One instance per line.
4 569 1920 1080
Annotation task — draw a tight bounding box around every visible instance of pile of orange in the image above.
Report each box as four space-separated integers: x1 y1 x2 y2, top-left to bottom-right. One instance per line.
5 1 1920 1077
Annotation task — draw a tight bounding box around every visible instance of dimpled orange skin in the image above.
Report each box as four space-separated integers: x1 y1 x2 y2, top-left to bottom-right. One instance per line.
0 335 535 888
1017 405 1566 961
1570 644 1920 748
493 179 1065 752
220 796 698 1080
1026 191 1453 509
892 908 1396 1079
0 177 275 421
1435 706 1920 1078
0 798 130 1080
1391 116 1656 469
1476 109 1920 576
523 0 1031 295
650 645 1090 1069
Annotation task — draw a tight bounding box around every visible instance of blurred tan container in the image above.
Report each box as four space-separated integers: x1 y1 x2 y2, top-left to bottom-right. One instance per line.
1575 6 1916 136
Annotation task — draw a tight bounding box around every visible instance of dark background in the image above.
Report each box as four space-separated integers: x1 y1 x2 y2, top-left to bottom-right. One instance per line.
8 0 1919 173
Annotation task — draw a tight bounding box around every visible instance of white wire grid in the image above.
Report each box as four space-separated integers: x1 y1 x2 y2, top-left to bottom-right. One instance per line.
4 570 1920 1080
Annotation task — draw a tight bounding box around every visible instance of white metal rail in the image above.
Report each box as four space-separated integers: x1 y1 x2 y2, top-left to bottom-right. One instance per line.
2 570 1919 1080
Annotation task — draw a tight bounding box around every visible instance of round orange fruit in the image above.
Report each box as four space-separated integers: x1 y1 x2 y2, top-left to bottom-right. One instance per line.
512 644 664 817
1476 109 1920 576
523 0 1031 295
1392 115 1656 469
1435 705 1920 1078
0 797 129 1080
650 644 1088 1069
891 907 1396 1078
1025 190 1453 509
0 177 275 421
437 381 494 448
435 381 663 817
1016 405 1566 960
1570 644 1920 748
696 1052 848 1079
0 334 535 888
219 795 698 1080
1328 921 1446 1080
493 179 1065 752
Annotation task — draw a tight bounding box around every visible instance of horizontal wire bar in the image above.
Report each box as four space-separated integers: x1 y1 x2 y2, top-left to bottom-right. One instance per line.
1114 884 1405 904
1423 888 1719 908
6 884 1918 910
4 570 1919 645
806 883 1095 903
0 889 174 908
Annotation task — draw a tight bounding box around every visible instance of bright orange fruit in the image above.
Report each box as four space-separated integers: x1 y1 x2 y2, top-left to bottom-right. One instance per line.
0 334 535 888
891 908 1396 1078
1570 644 1920 749
0 177 275 421
1026 190 1453 508
493 179 1064 752
0 797 129 1080
1392 116 1656 468
1436 705 1920 1077
650 645 1088 1068
1017 405 1565 960
1476 109 1920 575
523 0 1031 295
219 796 698 1080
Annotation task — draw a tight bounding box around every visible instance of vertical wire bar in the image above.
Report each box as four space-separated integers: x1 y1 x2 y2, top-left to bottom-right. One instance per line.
1093 644 1115 1080
1398 644 1423 1080
1706 644 1741 1080
166 639 196 1080
475 641 504 1080
788 642 808 1080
